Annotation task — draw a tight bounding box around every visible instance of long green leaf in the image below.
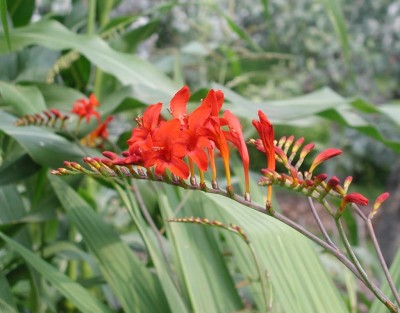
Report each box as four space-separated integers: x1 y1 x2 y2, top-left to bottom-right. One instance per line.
0 185 26 225
0 19 177 96
214 84 400 153
0 0 11 51
113 181 189 313
317 0 350 64
0 232 113 313
0 153 41 186
49 175 170 313
0 272 17 313
158 188 244 312
0 81 46 115
0 112 98 168
197 192 348 313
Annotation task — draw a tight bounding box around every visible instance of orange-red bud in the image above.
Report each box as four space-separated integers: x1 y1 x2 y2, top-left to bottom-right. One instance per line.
309 148 342 173
369 192 390 219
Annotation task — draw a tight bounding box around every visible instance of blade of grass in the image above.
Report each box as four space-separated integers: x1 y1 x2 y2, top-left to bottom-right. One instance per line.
0 232 113 313
49 175 170 313
0 0 11 51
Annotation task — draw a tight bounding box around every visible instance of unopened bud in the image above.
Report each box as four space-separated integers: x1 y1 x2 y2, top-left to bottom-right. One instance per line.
283 135 294 153
369 192 390 219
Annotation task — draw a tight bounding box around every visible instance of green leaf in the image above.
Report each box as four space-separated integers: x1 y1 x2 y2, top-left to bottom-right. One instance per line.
0 19 178 96
0 184 26 225
158 189 244 312
0 0 11 51
5 0 35 27
317 0 350 64
0 81 47 115
379 104 400 126
35 83 85 110
0 272 17 313
221 13 263 52
109 20 160 53
0 153 41 186
49 175 170 313
198 192 348 313
215 84 400 153
0 232 113 313
0 111 98 168
370 249 400 313
113 181 189 313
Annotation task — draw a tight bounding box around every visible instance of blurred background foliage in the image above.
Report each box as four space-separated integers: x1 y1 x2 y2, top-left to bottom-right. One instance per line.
0 0 399 312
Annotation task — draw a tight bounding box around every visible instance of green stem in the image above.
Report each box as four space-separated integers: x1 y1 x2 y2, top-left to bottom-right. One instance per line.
335 218 398 313
87 0 96 35
366 219 400 307
247 242 271 312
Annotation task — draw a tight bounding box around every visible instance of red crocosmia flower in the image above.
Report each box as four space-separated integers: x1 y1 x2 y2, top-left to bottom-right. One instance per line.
221 110 250 194
200 116 232 186
71 93 100 123
183 105 212 171
86 116 113 147
309 148 342 173
169 85 190 124
200 89 224 117
252 110 275 203
143 119 189 179
127 103 163 154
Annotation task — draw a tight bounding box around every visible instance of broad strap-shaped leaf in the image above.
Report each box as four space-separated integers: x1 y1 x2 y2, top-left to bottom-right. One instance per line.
0 112 98 168
0 153 41 186
158 188 244 313
196 192 348 313
49 175 170 313
0 81 47 115
112 181 189 313
215 83 400 153
0 19 177 95
0 232 113 313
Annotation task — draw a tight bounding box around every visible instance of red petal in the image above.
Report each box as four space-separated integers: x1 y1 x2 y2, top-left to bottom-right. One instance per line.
170 86 190 121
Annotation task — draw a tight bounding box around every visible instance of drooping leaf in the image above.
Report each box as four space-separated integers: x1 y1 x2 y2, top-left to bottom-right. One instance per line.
0 19 178 96
0 81 46 115
0 111 99 168
214 83 400 153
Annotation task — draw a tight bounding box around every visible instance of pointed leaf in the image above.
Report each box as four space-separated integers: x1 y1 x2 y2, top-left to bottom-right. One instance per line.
0 232 113 313
49 175 170 313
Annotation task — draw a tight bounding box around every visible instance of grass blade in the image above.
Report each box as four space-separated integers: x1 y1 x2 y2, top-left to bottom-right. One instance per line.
0 232 113 313
0 0 11 51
